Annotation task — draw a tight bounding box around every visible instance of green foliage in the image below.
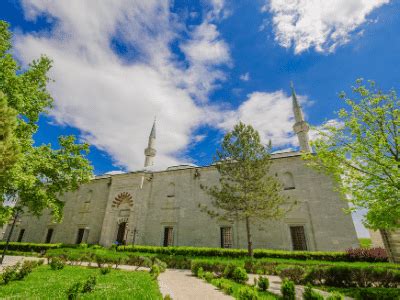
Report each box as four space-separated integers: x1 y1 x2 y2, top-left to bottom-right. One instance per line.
0 20 93 224
304 265 400 288
204 271 215 282
257 276 269 291
201 122 291 256
238 286 260 300
150 264 160 280
0 265 163 299
1 262 19 284
281 279 295 300
81 275 97 293
358 238 372 249
99 266 111 275
1 260 40 284
49 257 65 270
303 284 324 300
66 281 81 300
279 266 306 284
0 242 63 252
326 291 344 300
232 267 249 284
164 295 173 300
304 79 400 230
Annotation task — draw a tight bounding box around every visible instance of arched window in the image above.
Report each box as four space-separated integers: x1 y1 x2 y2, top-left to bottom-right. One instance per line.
282 172 295 190
167 183 175 197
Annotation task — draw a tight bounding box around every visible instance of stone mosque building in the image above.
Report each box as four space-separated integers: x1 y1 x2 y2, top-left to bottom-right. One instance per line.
6 86 359 251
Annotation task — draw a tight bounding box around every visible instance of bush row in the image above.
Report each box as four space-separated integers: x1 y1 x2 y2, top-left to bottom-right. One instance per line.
191 260 400 289
1 242 389 262
119 245 389 262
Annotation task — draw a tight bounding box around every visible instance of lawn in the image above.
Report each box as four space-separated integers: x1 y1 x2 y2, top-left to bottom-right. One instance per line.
358 238 372 248
0 265 162 300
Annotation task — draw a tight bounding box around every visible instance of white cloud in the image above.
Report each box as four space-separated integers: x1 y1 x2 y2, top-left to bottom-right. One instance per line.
239 72 250 81
16 0 231 171
265 0 390 54
217 91 310 148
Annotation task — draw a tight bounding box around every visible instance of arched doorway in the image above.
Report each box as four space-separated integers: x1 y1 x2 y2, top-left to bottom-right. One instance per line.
116 222 127 244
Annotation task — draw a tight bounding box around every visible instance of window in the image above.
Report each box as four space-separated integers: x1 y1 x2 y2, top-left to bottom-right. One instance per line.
290 226 307 250
76 228 85 244
282 172 295 190
163 227 174 247
116 222 127 244
45 228 54 244
220 227 233 248
17 229 25 242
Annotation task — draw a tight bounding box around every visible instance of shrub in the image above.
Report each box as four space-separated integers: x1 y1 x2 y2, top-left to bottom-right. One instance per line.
204 271 214 283
150 264 161 280
352 288 400 300
257 276 269 291
66 282 82 300
100 266 111 275
346 247 388 263
223 263 237 279
238 286 260 300
15 260 37 280
2 263 20 284
81 275 97 293
49 257 65 270
153 258 167 272
304 265 400 288
164 295 172 300
232 267 249 284
326 291 344 300
281 279 295 300
302 284 324 300
279 266 305 284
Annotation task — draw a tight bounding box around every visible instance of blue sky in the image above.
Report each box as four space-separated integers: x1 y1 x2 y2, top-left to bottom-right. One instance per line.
1 0 399 237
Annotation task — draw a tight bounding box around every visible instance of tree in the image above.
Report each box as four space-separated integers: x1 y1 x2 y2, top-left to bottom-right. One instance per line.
201 122 292 257
304 79 399 261
0 21 93 225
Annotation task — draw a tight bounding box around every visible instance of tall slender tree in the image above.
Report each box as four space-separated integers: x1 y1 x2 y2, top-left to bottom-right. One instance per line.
0 21 93 224
201 122 292 257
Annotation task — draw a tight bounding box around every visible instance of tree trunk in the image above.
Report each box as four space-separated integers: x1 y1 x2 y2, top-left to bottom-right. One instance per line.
380 229 399 263
245 216 253 257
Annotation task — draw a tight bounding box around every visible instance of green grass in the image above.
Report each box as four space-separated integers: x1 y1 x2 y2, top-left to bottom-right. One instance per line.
0 265 162 300
358 238 372 248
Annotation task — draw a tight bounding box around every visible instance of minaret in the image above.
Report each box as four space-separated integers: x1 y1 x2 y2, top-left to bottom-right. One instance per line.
291 82 311 152
144 119 157 167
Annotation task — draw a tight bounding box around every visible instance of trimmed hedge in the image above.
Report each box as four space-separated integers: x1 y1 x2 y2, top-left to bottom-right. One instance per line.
118 245 355 262
0 243 390 262
0 242 63 252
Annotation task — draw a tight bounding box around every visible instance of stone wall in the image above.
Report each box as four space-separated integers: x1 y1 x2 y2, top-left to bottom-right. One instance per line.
6 152 359 251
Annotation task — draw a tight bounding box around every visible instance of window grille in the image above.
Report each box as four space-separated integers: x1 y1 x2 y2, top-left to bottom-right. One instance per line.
220 227 233 248
290 226 307 250
163 227 174 246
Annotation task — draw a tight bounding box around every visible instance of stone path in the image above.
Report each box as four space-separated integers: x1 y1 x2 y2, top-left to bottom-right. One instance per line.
1 256 353 300
158 269 233 300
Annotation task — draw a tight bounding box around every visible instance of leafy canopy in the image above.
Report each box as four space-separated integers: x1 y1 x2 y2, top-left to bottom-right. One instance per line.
305 79 400 230
0 21 93 224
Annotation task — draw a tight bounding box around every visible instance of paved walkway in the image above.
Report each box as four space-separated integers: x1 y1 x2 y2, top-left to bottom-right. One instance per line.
158 269 233 300
1 256 353 300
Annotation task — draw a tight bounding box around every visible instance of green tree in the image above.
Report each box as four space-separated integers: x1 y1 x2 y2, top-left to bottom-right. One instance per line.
201 122 292 257
304 80 399 261
0 21 93 224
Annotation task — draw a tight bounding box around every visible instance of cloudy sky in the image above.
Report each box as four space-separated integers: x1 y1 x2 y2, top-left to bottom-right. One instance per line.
1 0 399 237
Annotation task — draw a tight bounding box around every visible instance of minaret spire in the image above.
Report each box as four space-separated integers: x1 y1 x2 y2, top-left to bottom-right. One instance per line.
291 82 311 152
144 118 157 167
